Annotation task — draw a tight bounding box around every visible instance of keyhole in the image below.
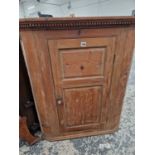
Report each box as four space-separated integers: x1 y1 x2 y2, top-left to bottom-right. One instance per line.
80 65 84 70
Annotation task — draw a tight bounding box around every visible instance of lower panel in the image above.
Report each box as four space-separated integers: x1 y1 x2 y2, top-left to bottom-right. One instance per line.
63 86 102 129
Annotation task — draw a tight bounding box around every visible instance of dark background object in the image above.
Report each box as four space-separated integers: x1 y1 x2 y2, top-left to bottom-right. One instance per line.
132 10 135 16
38 11 53 17
19 116 40 145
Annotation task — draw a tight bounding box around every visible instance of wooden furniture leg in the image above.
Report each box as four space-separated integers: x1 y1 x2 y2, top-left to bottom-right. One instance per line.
19 116 41 145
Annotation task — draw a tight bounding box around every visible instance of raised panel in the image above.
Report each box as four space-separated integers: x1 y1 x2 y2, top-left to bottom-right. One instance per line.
60 48 106 78
63 86 102 129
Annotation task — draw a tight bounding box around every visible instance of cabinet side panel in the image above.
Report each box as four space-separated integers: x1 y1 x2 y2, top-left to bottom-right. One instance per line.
108 28 135 129
20 31 46 134
33 33 60 136
20 31 59 136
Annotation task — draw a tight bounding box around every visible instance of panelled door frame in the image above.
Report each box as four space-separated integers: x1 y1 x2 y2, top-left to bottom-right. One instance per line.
48 37 116 132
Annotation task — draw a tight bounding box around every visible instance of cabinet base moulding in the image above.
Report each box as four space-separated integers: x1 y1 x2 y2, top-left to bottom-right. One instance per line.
43 126 119 141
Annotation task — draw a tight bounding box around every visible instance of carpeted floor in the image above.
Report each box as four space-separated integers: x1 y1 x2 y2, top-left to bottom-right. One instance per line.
20 60 135 155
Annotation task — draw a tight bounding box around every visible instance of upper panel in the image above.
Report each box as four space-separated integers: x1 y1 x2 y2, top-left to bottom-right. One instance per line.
60 48 105 78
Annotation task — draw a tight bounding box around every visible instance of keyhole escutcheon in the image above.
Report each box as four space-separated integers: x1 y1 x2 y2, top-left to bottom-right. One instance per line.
80 65 84 70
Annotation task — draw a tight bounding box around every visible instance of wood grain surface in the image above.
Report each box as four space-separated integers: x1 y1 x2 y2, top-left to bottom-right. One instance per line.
20 16 135 141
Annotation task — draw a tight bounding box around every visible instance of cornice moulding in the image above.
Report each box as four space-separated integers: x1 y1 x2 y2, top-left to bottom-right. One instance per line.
19 16 135 31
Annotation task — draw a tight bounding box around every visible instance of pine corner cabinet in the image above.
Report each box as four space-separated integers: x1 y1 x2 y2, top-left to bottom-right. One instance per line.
19 16 135 141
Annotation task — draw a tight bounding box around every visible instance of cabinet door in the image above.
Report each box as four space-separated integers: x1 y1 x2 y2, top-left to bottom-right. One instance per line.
48 37 116 132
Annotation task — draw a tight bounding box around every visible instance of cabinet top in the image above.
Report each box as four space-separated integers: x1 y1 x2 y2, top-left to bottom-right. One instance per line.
19 16 135 31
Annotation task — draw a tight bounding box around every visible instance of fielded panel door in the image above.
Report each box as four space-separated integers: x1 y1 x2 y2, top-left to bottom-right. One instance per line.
48 37 116 132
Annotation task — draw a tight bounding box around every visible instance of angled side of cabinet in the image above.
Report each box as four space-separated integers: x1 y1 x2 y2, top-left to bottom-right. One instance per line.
20 17 135 141
19 42 40 133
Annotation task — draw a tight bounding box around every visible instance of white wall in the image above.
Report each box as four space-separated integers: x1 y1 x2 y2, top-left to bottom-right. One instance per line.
19 0 62 18
19 0 135 18
61 0 135 17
